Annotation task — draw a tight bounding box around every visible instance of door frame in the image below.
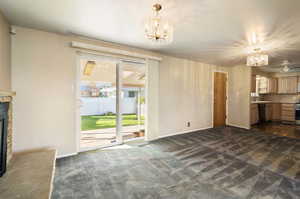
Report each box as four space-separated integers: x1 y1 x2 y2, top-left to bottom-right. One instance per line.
212 71 229 127
75 52 147 153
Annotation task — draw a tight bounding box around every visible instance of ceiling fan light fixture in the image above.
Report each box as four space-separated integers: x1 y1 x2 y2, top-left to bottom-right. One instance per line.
281 60 291 72
282 65 290 72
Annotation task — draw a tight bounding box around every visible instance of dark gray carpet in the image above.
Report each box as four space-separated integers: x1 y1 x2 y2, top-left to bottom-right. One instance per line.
52 127 300 199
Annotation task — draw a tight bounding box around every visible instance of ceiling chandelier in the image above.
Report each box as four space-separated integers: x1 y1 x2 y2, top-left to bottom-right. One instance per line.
144 3 173 44
246 48 268 67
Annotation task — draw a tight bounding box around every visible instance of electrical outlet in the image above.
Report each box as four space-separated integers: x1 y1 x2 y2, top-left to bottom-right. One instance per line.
187 122 190 127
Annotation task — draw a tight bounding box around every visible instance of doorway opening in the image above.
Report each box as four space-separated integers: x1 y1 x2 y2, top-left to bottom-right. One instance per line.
77 55 146 151
213 71 228 127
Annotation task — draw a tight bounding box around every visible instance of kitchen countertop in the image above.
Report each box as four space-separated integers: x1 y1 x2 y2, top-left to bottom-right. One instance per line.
251 101 298 104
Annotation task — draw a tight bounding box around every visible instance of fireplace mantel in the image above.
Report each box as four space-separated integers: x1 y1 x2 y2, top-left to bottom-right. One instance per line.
0 90 16 97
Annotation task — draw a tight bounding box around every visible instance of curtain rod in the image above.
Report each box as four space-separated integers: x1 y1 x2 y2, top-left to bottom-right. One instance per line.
71 41 162 61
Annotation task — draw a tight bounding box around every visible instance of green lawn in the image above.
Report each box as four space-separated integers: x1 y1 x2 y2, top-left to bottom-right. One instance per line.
81 114 144 131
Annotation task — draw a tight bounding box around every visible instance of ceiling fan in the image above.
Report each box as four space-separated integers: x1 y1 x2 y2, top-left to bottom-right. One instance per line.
265 60 300 72
280 60 300 72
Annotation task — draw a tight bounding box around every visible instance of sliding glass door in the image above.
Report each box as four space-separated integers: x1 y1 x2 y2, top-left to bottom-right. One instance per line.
121 62 146 142
80 59 120 150
78 54 146 151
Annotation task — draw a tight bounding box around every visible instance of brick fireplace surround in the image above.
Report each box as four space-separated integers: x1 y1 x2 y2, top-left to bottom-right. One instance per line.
0 91 15 165
0 91 58 199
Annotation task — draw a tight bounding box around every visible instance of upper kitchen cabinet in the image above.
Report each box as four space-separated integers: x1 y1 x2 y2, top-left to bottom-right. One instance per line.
257 76 277 94
268 78 278 93
278 76 298 94
257 76 268 94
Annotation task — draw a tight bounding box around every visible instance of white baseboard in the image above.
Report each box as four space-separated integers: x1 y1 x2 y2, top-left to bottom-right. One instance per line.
157 126 213 140
227 123 250 130
56 152 78 159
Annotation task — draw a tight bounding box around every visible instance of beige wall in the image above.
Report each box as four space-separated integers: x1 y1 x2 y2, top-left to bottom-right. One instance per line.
252 68 275 77
12 27 77 156
227 65 251 129
11 26 165 156
0 11 11 90
12 26 251 156
159 56 230 137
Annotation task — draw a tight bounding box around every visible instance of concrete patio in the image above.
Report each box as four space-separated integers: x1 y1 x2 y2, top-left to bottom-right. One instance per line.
80 125 145 148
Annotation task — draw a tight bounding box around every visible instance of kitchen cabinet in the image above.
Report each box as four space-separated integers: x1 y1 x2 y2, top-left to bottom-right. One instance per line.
271 103 281 121
278 77 287 93
251 104 259 125
288 77 298 93
251 103 296 125
265 104 273 121
258 77 268 94
281 104 295 122
268 78 278 93
257 77 277 94
278 76 298 94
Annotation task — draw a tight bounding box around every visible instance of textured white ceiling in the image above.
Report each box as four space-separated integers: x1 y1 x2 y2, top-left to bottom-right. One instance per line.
1 0 300 67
